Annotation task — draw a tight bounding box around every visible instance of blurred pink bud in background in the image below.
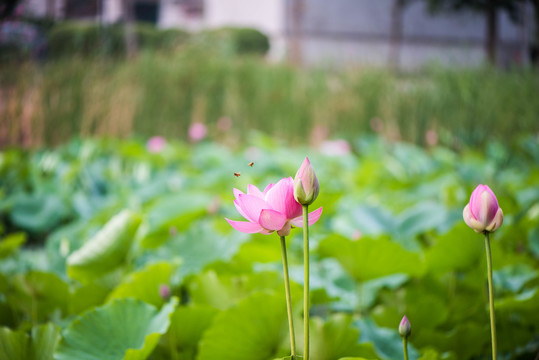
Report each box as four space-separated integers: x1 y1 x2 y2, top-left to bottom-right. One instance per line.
320 139 351 156
159 284 171 300
146 136 166 153
189 122 207 142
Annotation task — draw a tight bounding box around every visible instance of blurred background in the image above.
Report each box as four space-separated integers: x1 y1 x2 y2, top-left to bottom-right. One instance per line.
1 2 539 360
0 0 538 149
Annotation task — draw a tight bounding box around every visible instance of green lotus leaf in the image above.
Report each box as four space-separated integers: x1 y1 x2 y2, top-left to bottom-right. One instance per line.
144 221 248 281
0 323 60 360
135 193 211 249
108 262 175 307
7 271 69 322
354 318 419 360
158 305 218 359
54 297 178 360
425 224 483 274
0 233 26 259
10 193 68 234
66 210 142 282
197 292 287 360
318 235 425 281
310 314 378 360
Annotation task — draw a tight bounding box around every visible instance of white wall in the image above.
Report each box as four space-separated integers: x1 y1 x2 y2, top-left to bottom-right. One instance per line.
204 0 285 35
102 0 122 23
204 0 286 60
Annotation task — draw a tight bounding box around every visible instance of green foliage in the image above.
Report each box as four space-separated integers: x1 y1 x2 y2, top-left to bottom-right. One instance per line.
197 27 270 56
54 298 177 360
66 210 142 282
0 233 26 259
3 54 538 148
0 323 60 360
47 22 190 58
197 292 287 360
0 136 538 359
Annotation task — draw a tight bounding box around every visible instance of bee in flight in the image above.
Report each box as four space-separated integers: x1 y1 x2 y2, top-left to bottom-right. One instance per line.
248 162 254 167
233 172 241 177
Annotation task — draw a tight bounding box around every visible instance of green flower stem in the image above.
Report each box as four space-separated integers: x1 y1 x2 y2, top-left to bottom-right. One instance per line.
302 205 310 360
280 235 297 359
402 337 409 360
484 232 498 360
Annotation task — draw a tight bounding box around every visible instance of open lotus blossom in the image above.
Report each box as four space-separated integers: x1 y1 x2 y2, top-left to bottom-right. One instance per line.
463 184 503 233
226 177 322 236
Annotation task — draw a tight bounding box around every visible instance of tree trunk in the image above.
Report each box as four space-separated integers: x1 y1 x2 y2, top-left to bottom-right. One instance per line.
288 0 304 66
532 0 539 68
46 0 55 18
121 0 138 58
389 0 405 70
485 3 498 66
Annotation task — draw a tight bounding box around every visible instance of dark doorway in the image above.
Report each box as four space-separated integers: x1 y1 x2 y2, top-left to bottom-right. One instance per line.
134 1 159 24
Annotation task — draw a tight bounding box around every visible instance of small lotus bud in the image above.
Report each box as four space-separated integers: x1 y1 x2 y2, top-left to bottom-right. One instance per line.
399 315 411 338
463 184 503 233
159 284 171 300
294 157 320 206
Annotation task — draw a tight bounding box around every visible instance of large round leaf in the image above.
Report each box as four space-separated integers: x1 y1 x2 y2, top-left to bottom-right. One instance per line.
7 271 69 322
66 210 141 282
197 292 287 360
310 314 378 360
10 193 68 234
135 193 211 249
354 318 419 360
108 262 175 307
318 235 425 281
54 297 177 360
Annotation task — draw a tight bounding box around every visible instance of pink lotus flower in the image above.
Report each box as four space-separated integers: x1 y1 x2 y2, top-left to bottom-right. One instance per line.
226 177 322 236
189 122 207 142
463 184 503 233
146 136 166 153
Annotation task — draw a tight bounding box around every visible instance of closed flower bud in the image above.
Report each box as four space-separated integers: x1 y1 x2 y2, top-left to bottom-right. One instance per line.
399 315 411 338
294 157 320 206
159 284 171 300
463 184 503 233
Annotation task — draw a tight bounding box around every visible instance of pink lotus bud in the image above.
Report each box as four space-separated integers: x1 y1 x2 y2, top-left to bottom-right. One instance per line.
294 157 320 206
146 136 166 153
188 122 207 142
399 315 411 337
463 184 503 233
159 284 171 300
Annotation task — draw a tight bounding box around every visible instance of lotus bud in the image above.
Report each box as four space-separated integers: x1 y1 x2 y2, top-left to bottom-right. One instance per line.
294 157 320 206
463 184 503 233
399 315 411 338
159 284 171 300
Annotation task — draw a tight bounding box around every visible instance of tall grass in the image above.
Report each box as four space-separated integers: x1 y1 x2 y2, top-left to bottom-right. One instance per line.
1 50 538 149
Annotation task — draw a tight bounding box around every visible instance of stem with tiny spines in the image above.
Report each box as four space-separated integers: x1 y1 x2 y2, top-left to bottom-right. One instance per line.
485 231 498 360
403 336 409 360
302 205 310 360
280 235 297 359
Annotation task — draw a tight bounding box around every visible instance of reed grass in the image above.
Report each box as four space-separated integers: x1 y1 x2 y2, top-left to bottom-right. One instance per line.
1 51 537 149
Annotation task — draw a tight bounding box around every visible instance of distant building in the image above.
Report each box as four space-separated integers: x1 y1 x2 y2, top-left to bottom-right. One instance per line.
20 0 535 68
